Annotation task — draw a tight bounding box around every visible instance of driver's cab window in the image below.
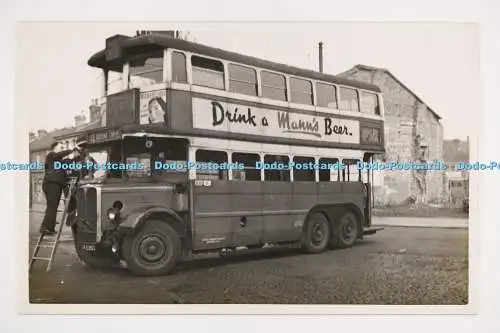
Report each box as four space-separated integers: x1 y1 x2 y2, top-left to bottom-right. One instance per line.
153 138 189 175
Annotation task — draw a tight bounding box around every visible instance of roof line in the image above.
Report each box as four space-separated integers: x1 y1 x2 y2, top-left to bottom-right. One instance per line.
339 64 441 120
87 34 381 93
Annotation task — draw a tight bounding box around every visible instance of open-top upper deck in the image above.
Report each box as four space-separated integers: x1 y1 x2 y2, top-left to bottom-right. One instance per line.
86 33 385 153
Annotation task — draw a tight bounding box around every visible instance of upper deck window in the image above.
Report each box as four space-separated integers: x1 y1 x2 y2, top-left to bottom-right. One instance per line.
106 71 123 95
290 78 313 105
128 51 164 89
171 51 187 84
261 71 287 101
360 91 380 115
228 64 257 96
339 87 360 112
316 82 338 109
191 56 225 90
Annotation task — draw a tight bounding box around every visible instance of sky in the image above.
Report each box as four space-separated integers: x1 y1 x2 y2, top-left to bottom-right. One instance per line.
16 22 478 140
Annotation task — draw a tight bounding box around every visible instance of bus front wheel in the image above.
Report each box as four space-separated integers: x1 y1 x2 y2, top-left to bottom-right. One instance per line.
122 219 181 276
301 212 330 253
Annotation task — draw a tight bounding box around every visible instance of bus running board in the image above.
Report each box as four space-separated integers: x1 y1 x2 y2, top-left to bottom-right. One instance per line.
362 227 384 235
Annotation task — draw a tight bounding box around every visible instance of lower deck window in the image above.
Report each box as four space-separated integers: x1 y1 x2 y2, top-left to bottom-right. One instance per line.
195 149 228 180
232 152 261 181
264 154 290 182
343 159 361 182
319 158 340 182
293 156 315 181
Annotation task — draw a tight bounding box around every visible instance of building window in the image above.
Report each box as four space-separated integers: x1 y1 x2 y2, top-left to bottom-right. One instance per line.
191 56 225 90
195 149 228 180
316 82 337 109
339 87 360 112
264 154 290 181
171 51 187 83
293 156 315 181
290 78 313 105
129 51 164 88
228 64 258 96
360 91 380 115
261 71 287 101
232 152 261 181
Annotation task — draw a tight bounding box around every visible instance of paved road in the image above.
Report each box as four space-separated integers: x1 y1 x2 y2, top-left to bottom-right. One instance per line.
28 226 468 305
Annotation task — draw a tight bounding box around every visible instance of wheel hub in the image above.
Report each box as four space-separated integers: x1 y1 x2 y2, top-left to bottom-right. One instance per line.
139 236 167 262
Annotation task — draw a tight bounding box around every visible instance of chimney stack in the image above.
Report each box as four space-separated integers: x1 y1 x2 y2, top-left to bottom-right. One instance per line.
37 129 48 137
74 111 87 127
89 101 102 123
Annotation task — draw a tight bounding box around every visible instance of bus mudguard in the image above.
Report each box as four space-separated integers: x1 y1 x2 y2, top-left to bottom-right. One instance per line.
118 206 184 234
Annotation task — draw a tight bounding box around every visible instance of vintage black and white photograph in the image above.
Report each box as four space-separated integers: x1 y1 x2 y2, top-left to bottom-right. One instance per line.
21 22 476 308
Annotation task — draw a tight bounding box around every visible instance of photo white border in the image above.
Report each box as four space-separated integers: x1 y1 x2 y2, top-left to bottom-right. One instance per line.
1 0 498 331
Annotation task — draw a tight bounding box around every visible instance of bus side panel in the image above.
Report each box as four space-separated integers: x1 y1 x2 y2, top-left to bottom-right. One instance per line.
261 182 296 242
227 181 264 246
289 181 319 239
192 181 264 250
317 182 365 220
192 181 233 250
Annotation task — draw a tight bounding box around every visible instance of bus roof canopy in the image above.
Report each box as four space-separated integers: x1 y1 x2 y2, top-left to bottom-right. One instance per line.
88 34 382 93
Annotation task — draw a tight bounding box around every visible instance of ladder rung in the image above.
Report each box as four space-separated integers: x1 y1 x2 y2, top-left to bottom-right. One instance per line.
37 243 55 247
32 257 50 261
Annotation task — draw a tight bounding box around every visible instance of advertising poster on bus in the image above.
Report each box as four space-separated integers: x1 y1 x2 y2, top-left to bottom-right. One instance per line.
139 90 167 125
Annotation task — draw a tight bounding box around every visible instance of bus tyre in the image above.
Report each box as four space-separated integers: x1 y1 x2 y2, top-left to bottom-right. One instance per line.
301 212 330 253
72 226 120 269
122 220 181 276
333 211 359 248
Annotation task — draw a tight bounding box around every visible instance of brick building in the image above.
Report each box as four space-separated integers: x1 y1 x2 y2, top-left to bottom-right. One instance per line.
338 65 445 206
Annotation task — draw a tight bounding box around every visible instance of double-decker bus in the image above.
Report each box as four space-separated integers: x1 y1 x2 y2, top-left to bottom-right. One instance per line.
69 32 385 276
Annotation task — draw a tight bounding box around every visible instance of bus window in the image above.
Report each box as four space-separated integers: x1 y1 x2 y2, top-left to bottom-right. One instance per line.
129 51 164 88
261 71 287 101
232 152 261 181
126 153 152 178
319 158 340 182
106 70 123 95
195 149 228 180
191 56 225 90
264 154 290 182
171 52 187 84
339 87 360 112
153 139 189 175
360 91 380 115
290 78 313 105
293 156 315 181
343 159 361 182
228 64 258 96
316 82 338 109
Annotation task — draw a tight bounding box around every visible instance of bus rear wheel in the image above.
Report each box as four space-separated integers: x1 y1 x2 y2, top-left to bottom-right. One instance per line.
301 212 330 253
122 220 181 276
333 211 359 248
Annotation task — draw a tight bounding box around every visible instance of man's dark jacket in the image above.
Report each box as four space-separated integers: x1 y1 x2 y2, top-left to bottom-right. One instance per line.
43 149 73 185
